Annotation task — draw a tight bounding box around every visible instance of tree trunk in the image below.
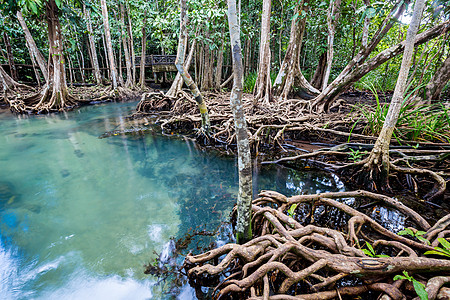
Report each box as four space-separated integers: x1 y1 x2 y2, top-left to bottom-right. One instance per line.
311 52 327 89
83 4 102 85
100 0 118 89
253 0 272 104
10 0 77 113
361 0 371 48
200 29 213 91
425 54 450 101
316 20 449 108
273 1 319 100
175 0 211 133
0 65 29 93
126 4 136 85
3 32 18 81
26 39 41 87
321 0 342 91
227 0 253 244
311 0 417 112
139 13 147 88
166 40 196 97
215 28 225 90
363 0 425 188
120 3 132 88
17 10 49 83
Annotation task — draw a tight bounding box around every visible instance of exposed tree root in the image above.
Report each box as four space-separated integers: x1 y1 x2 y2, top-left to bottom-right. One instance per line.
264 143 448 201
184 190 450 299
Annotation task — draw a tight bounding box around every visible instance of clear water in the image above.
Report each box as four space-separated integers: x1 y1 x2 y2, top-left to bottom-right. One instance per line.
0 102 343 299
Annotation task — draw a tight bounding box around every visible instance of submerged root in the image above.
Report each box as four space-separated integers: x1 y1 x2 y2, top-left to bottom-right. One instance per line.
184 190 450 299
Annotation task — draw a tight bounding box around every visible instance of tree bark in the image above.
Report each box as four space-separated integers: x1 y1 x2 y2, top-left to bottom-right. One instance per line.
312 0 408 111
321 0 341 91
83 4 102 85
3 32 17 81
253 0 272 104
361 0 371 48
139 12 147 88
175 0 211 133
100 0 118 89
126 4 136 85
17 11 49 83
166 39 196 97
317 20 449 107
227 0 253 244
425 54 450 100
273 1 319 99
215 27 225 90
120 3 132 88
364 0 426 185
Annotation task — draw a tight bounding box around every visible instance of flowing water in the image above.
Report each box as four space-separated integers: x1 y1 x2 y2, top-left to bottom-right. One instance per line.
0 102 344 299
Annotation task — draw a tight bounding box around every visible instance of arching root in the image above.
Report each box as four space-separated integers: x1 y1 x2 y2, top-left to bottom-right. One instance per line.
184 190 450 299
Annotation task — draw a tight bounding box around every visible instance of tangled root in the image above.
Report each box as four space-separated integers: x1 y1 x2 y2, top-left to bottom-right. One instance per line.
184 190 450 299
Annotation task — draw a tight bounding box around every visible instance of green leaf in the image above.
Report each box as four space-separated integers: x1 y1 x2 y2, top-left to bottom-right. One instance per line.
398 228 414 236
365 241 375 255
424 250 450 257
393 274 406 281
417 236 430 245
362 249 373 257
376 254 390 258
415 231 426 236
438 238 450 251
413 280 428 300
55 0 62 9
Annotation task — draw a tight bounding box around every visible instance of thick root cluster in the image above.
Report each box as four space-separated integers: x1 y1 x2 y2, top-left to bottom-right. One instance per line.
184 190 450 299
134 91 359 152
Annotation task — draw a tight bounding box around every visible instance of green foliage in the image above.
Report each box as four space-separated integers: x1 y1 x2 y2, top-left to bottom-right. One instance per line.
362 241 389 258
424 238 450 258
348 148 367 161
287 203 298 217
243 71 257 93
398 228 430 245
357 83 450 143
394 271 428 300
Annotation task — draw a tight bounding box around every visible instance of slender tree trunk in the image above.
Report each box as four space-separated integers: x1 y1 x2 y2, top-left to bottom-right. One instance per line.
425 54 450 100
120 3 132 88
317 20 449 106
311 0 410 111
126 4 136 85
364 0 426 186
3 32 17 81
215 28 225 90
83 4 102 85
253 0 272 104
17 11 49 83
100 0 118 89
361 0 371 48
102 33 110 79
321 0 342 91
311 52 327 89
175 0 211 132
26 39 41 87
273 1 319 99
227 0 253 244
139 12 147 88
166 40 196 97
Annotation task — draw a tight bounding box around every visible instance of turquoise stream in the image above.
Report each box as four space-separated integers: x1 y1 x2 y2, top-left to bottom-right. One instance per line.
0 102 343 299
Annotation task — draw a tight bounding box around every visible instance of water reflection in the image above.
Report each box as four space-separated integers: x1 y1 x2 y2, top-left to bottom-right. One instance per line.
0 102 344 299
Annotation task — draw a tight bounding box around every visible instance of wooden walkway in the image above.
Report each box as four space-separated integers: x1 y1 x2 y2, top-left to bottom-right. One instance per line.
135 55 177 72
